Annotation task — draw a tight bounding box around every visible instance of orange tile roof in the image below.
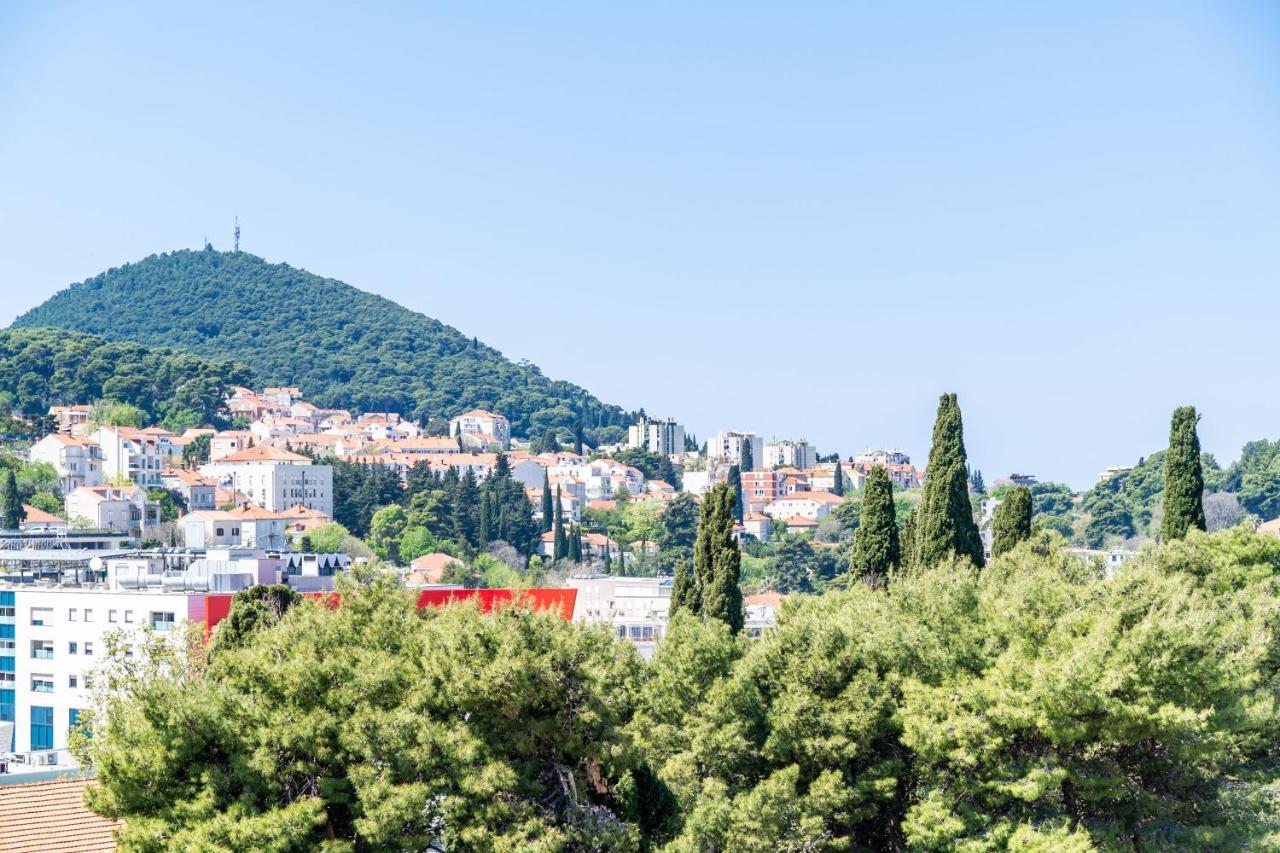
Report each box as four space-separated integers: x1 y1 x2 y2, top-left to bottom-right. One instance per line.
772 491 843 504
228 504 286 520
21 505 63 524
216 445 311 463
0 775 120 852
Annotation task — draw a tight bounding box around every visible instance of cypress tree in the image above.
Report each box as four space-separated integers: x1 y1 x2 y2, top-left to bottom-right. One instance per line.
0 469 23 530
832 461 845 497
1161 405 1207 541
900 506 918 569
970 468 985 494
691 486 722 614
915 393 984 568
573 423 584 455
540 471 554 533
740 440 754 473
568 525 583 563
726 465 743 523
849 465 899 580
541 428 561 454
991 485 1032 558
700 483 744 633
670 557 691 614
552 487 566 561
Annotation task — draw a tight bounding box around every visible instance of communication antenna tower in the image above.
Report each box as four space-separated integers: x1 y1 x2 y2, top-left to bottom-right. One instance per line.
234 217 241 253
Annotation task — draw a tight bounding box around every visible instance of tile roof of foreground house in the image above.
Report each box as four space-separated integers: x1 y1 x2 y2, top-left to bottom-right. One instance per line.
0 775 121 852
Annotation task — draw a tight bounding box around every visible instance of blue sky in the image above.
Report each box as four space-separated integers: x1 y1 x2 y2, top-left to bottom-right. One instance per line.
2 2 1278 488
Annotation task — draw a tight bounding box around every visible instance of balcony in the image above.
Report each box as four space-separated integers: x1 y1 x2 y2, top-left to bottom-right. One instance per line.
32 649 53 660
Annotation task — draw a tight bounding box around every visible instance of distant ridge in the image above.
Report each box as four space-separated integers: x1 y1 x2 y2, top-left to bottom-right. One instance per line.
13 247 633 436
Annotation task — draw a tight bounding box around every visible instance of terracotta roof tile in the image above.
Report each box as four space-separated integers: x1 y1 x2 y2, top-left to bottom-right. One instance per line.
0 775 120 852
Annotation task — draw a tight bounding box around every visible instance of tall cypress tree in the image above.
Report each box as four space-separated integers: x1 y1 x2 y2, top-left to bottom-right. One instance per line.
915 393 984 568
0 469 24 530
991 485 1032 557
540 471 554 533
849 466 899 580
832 462 845 497
900 506 918 569
1161 405 1207 541
691 486 722 614
552 486 566 561
740 440 754 473
573 423 584 455
670 557 692 614
726 465 743 523
568 525 583 563
700 483 744 633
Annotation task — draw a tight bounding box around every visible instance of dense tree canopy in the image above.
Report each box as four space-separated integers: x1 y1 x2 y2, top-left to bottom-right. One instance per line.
0 327 250 430
14 249 632 436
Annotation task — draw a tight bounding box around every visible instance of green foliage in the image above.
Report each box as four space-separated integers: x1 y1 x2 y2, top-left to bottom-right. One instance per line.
0 326 249 427
80 571 657 849
849 465 900 580
914 393 984 568
15 249 631 435
147 487 182 522
208 584 302 661
306 522 353 554
609 446 682 490
90 400 146 428
25 491 61 516
691 484 744 633
762 533 840 593
1162 405 1207 541
183 433 212 467
991 485 1032 557
832 461 845 496
0 468 25 529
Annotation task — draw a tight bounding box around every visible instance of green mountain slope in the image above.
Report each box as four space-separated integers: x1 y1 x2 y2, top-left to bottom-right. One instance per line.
13 247 632 436
0 326 252 430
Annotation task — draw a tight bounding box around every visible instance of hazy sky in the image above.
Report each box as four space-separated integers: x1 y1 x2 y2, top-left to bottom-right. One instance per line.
2 3 1278 488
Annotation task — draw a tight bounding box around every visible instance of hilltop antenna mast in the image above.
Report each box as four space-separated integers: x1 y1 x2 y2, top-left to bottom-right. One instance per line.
233 217 240 253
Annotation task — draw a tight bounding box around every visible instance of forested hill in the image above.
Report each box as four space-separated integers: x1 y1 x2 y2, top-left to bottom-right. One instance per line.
13 247 633 436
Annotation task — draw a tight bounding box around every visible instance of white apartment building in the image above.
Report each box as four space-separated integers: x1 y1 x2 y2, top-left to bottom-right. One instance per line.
200 445 333 515
763 490 844 521
627 417 685 456
707 431 763 471
91 426 164 488
565 575 671 659
853 449 911 467
210 431 254 461
448 409 511 450
28 434 103 493
764 439 816 471
64 485 159 539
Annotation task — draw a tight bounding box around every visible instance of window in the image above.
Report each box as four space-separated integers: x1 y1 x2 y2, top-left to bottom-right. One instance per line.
68 642 78 654
149 612 175 632
83 642 93 656
108 610 117 623
83 609 93 622
124 610 134 624
30 706 53 750
69 707 85 735
215 527 224 536
30 608 52 626
68 674 78 689
68 608 78 621
0 623 13 650
31 641 53 660
31 675 54 693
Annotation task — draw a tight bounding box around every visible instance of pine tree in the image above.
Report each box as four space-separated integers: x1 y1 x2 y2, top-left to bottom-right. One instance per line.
991 485 1032 557
0 469 24 530
832 462 845 497
552 487 566 561
849 466 898 580
1161 405 1207 541
540 471 554 533
726 465 743 523
914 393 984 568
670 557 691 614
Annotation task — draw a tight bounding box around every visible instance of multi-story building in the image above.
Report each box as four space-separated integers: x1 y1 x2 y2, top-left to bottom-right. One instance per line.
200 445 333 515
763 490 844 521
91 426 164 488
764 439 816 471
853 449 910 467
64 485 159 539
741 469 785 515
627 417 685 456
28 434 104 493
160 467 218 512
209 430 254 462
707 431 763 470
565 575 671 659
449 410 511 450
47 405 93 435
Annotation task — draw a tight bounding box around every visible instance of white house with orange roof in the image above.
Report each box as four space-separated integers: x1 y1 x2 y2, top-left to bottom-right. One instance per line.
47 404 93 434
160 467 218 511
19 504 67 533
764 490 844 522
91 425 164 487
65 485 159 538
210 430 254 461
29 433 104 492
449 409 511 450
199 445 333 515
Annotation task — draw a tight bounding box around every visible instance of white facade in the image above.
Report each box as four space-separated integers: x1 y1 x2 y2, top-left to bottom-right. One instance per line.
28 435 103 493
92 427 164 488
854 449 911 466
707 431 763 471
448 410 511 450
565 575 671 659
763 491 844 521
64 486 157 539
200 448 333 515
764 439 816 471
627 418 685 456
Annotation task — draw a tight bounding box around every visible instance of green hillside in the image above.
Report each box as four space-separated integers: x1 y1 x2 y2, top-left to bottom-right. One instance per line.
12 247 633 436
0 326 252 431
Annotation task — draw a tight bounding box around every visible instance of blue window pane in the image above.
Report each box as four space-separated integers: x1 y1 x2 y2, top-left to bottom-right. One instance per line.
0 624 14 639
0 656 13 672
31 705 53 750
0 592 14 606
